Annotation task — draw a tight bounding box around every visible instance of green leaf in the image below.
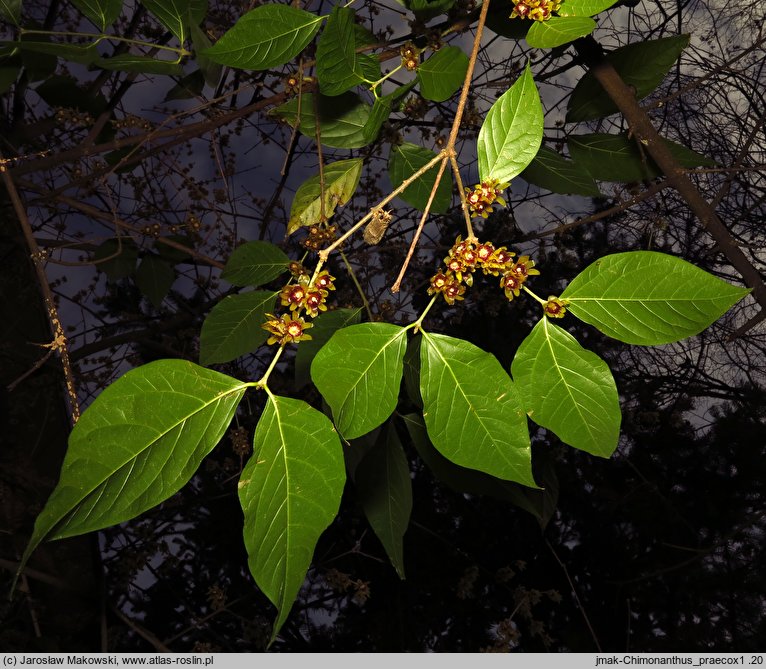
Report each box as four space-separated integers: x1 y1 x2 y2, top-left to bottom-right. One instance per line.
362 96 392 144
520 146 602 196
511 318 620 457
18 360 247 582
190 20 222 88
141 0 207 43
567 35 691 122
71 0 121 30
199 290 277 365
3 39 99 65
94 53 182 75
221 241 290 287
0 64 19 93
560 251 751 345
135 254 175 307
525 16 597 49
270 92 372 149
388 142 451 213
202 4 323 70
311 323 408 439
163 69 205 101
568 133 717 183
93 237 138 280
402 334 422 409
419 332 536 487
477 63 543 184
417 46 468 102
287 158 363 236
239 395 345 642
0 0 21 24
316 6 379 96
354 424 411 579
557 0 618 16
294 307 363 389
402 413 546 523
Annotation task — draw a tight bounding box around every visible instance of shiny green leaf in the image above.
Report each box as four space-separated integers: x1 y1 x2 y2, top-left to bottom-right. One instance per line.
287 158 363 235
520 146 602 196
270 92 372 149
199 290 277 365
417 46 468 102
560 251 751 345
511 318 620 457
477 63 543 184
557 0 618 16
239 395 345 642
354 424 411 579
202 4 323 70
316 6 378 96
312 323 408 439
419 332 536 487
221 241 290 287
190 21 222 88
141 0 207 43
17 360 247 583
567 35 690 122
295 307 363 389
388 142 451 213
525 16 596 48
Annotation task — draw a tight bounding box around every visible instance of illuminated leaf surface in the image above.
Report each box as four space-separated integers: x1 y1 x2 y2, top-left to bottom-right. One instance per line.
512 318 620 457
239 395 345 641
477 64 543 183
557 0 618 16
560 251 750 345
417 46 468 102
202 4 323 70
221 241 290 287
19 361 247 574
525 16 596 48
419 332 536 487
312 323 408 439
199 290 277 365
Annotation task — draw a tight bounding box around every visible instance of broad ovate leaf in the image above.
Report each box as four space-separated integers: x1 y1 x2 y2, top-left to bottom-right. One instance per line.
560 251 750 345
477 63 543 184
199 290 277 365
316 6 378 96
141 0 206 43
270 92 372 149
567 35 690 122
419 332 536 487
417 46 468 102
135 254 175 307
239 395 345 642
202 4 323 70
287 158 363 235
525 16 597 49
354 424 412 579
520 146 601 196
557 0 618 16
295 307 363 389
511 318 620 457
17 360 247 582
388 143 451 213
221 241 290 287
311 323 408 439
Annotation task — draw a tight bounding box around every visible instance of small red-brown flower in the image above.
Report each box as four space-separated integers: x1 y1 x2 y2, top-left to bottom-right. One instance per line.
262 313 313 345
279 284 306 311
510 255 541 279
427 272 450 295
304 288 328 318
501 272 524 301
443 279 466 305
313 270 335 292
543 296 569 318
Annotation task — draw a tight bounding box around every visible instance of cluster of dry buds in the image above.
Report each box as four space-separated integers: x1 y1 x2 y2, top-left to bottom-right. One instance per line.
262 266 336 346
428 236 568 318
400 42 420 72
303 224 338 251
510 0 562 21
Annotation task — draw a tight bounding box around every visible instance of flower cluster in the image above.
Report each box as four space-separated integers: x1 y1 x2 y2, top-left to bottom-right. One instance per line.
510 0 562 21
428 237 540 305
464 179 510 218
263 270 336 345
400 42 420 72
303 224 337 251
